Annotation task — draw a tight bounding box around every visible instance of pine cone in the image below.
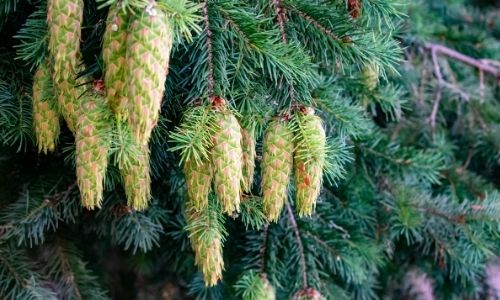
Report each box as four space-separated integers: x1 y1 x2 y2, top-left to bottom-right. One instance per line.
32 60 60 154
261 118 293 222
47 0 83 132
75 88 112 209
261 275 276 300
347 0 361 19
362 63 380 91
292 288 326 300
185 200 224 286
294 110 326 217
183 158 212 211
121 142 151 211
103 4 129 119
212 106 243 215
126 5 173 145
241 127 256 193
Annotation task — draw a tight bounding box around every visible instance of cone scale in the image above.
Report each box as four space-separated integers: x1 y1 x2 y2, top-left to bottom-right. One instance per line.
32 61 60 154
261 118 294 222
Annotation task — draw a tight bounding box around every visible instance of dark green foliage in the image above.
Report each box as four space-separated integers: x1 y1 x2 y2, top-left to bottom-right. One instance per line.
0 0 499 299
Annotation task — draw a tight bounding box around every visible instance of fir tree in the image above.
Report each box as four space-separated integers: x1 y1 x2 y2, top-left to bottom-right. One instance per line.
0 0 499 299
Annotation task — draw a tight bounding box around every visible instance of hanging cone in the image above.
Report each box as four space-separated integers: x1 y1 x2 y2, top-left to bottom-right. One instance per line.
211 99 243 215
347 0 362 19
185 199 224 286
47 0 83 132
261 275 276 300
292 288 326 300
115 120 151 211
183 158 212 211
362 63 379 91
75 84 112 209
294 108 326 217
261 118 293 222
127 3 173 145
241 127 256 193
102 3 129 119
121 143 151 211
32 60 60 154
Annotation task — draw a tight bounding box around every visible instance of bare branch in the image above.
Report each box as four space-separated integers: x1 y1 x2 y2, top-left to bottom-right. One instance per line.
201 0 215 96
424 43 500 78
285 202 308 288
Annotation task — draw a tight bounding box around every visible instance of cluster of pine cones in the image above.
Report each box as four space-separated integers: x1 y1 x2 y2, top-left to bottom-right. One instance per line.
180 97 326 286
32 0 172 210
32 0 328 289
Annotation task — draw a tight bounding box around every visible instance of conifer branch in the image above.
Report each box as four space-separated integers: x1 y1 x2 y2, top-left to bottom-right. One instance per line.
201 0 215 97
285 202 308 288
291 9 341 42
271 0 296 105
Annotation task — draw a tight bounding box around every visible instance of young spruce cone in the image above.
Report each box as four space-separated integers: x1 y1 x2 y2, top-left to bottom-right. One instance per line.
103 3 129 119
261 118 293 222
294 108 326 217
47 0 83 132
241 127 256 193
32 60 60 154
185 199 224 287
127 4 173 145
183 158 212 211
292 288 326 300
211 98 243 215
75 85 112 209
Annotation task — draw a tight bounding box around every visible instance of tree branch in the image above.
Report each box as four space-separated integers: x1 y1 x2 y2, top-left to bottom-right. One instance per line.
285 202 308 288
259 224 268 273
272 0 287 43
201 0 215 96
424 43 500 78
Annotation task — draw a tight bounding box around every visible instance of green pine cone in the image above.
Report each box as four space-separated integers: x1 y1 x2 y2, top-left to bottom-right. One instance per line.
126 5 173 145
294 112 326 217
362 63 379 91
241 127 256 193
185 200 224 286
121 143 151 211
103 4 129 119
212 109 243 215
32 61 60 154
75 88 112 209
262 276 276 300
292 288 326 300
47 0 83 132
261 119 293 222
184 158 212 211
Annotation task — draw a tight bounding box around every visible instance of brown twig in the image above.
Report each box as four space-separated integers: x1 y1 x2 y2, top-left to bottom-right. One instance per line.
292 9 341 42
259 224 269 273
272 0 297 107
424 43 500 78
273 0 287 43
285 202 308 288
201 0 215 97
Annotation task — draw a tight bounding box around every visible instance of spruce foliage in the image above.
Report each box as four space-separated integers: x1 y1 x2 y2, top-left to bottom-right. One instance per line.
0 0 499 299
